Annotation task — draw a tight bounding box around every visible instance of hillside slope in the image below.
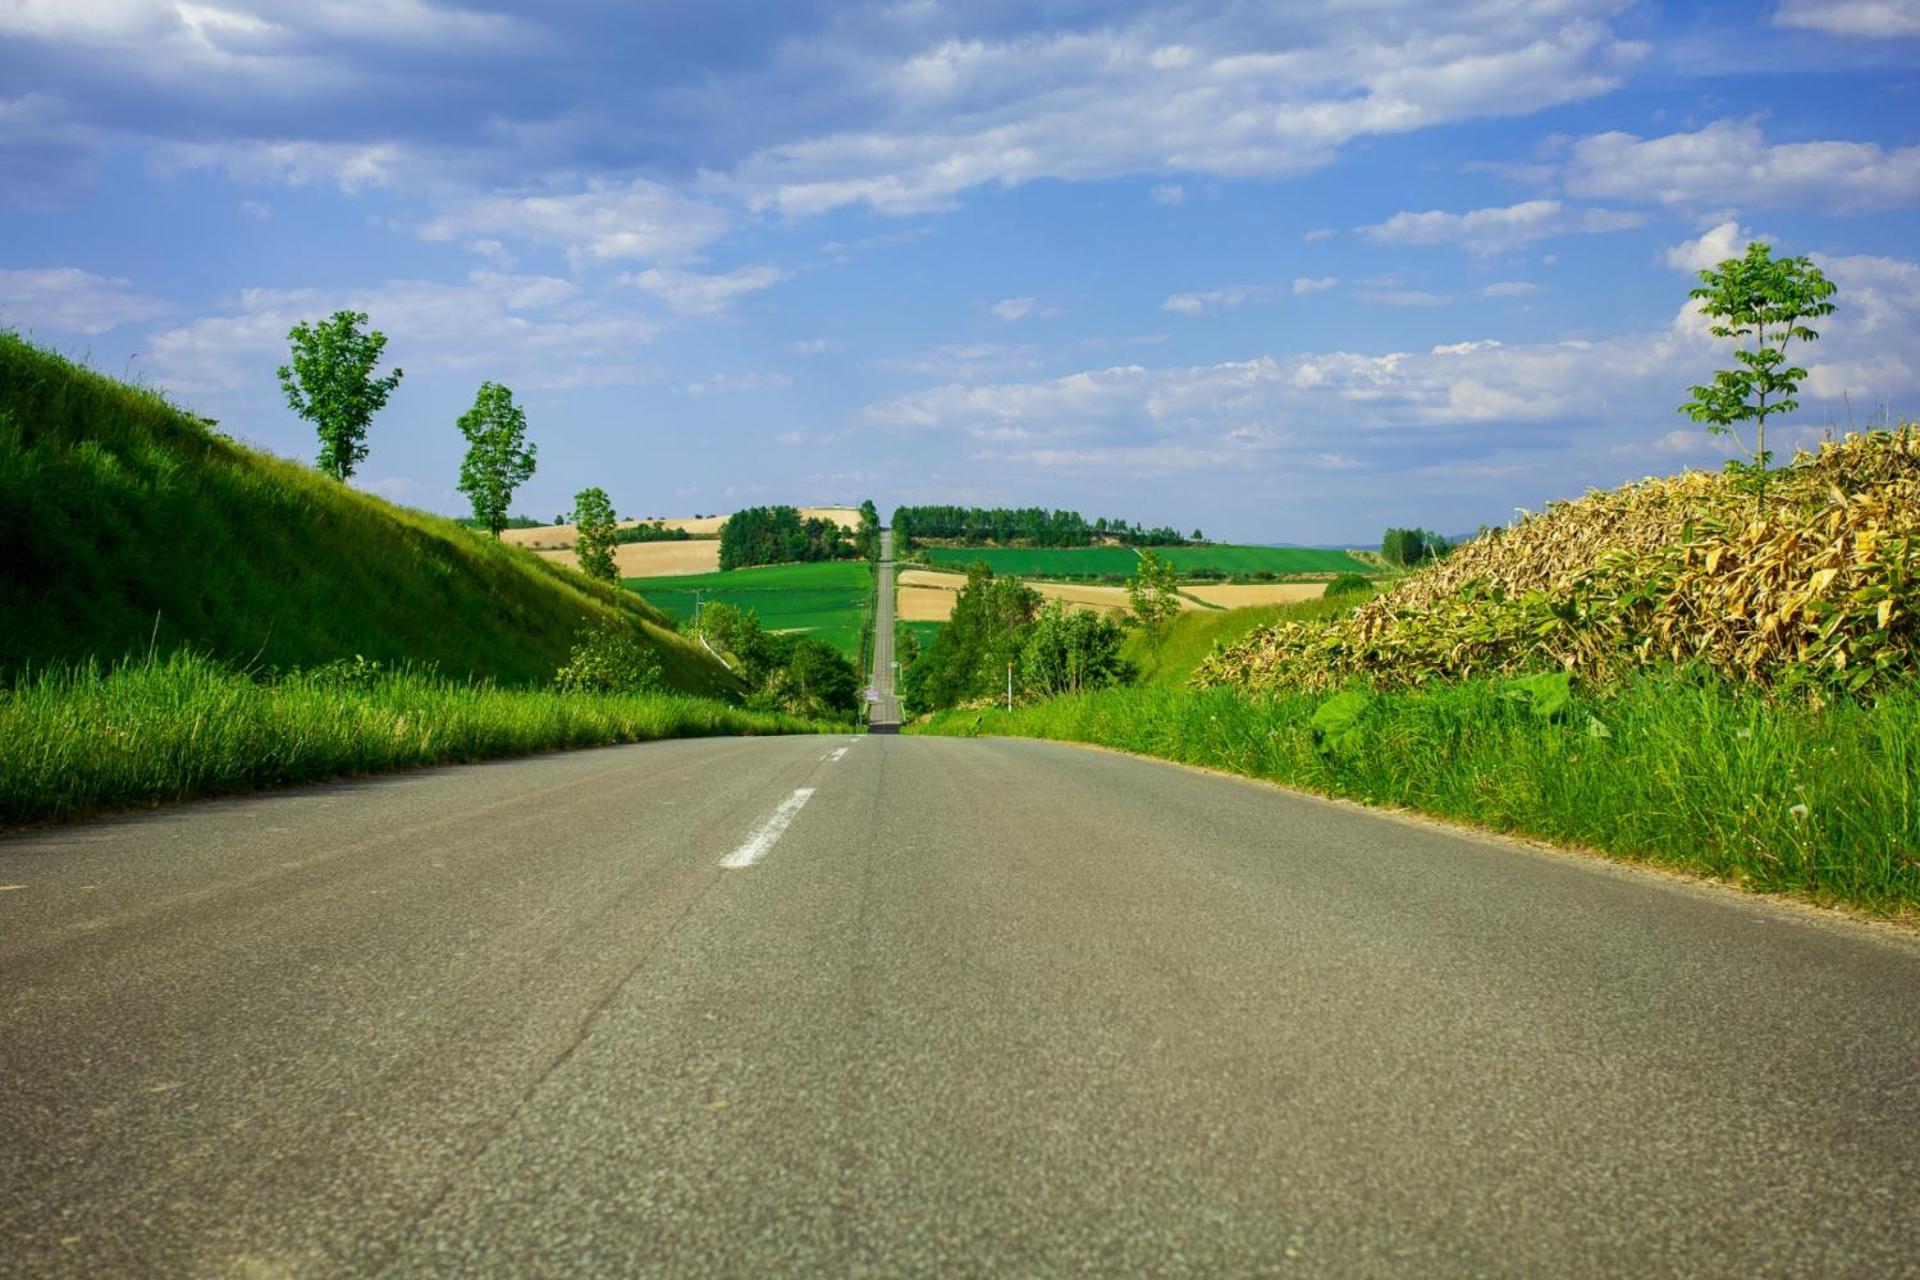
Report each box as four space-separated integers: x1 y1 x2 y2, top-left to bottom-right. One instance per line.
0 335 737 695
1200 430 1920 695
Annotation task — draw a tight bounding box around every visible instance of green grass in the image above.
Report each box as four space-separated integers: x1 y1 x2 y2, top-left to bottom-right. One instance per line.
916 543 1373 579
1155 545 1373 575
625 560 875 658
918 546 1145 576
1124 596 1370 687
912 673 1920 915
0 651 831 827
0 334 734 696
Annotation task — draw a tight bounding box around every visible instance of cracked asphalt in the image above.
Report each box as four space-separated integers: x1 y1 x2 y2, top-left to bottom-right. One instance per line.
4 733 1919 1277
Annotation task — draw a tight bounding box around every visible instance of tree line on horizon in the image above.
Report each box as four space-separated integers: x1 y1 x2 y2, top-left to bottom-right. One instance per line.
891 506 1197 549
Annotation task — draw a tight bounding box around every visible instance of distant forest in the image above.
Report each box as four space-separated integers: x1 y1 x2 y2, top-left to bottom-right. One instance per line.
719 505 855 570
891 506 1195 548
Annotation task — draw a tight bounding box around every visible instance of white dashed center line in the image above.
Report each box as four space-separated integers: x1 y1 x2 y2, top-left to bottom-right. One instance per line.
721 788 817 869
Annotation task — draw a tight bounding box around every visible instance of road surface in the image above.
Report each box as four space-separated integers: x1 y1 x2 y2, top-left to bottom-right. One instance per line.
867 528 901 732
3 735 1918 1277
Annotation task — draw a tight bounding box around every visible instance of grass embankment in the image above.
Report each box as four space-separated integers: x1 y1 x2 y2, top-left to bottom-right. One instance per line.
1123 596 1368 687
913 673 1920 913
1 653 829 827
625 560 876 659
0 334 731 695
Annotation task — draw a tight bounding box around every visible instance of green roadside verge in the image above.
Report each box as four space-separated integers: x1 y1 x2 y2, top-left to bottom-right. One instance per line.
1 652 835 828
910 673 1920 916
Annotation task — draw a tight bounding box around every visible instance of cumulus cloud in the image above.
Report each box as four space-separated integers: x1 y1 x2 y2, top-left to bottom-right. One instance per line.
623 265 790 316
421 178 732 265
1662 221 1758 273
1358 199 1645 254
729 5 1644 215
1774 0 1920 37
0 266 171 333
866 247 1920 479
988 296 1038 322
146 270 660 393
1565 120 1920 213
1162 284 1270 316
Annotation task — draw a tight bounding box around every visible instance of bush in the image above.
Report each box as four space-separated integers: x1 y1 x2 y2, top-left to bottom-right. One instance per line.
553 625 664 694
1324 573 1373 598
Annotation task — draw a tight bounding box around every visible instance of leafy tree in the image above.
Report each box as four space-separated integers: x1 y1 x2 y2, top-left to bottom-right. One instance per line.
1020 601 1132 698
455 381 537 538
855 499 881 560
276 310 404 481
899 563 1042 713
571 486 619 584
1680 241 1838 471
719 505 852 569
1127 550 1182 637
1381 527 1449 567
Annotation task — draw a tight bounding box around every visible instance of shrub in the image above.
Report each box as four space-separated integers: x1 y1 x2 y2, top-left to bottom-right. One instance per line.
1324 573 1373 598
553 625 664 694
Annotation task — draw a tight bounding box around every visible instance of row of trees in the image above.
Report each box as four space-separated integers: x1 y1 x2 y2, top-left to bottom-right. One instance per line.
694 603 863 720
898 564 1133 714
1380 527 1451 568
891 506 1195 549
718 506 855 570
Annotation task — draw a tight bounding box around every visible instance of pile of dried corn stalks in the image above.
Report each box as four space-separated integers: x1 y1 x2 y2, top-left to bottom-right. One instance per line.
1197 428 1920 695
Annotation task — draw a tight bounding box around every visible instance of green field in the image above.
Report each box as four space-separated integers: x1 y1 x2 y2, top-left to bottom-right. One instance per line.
1156 545 1373 575
917 544 1371 578
919 546 1146 576
627 560 874 658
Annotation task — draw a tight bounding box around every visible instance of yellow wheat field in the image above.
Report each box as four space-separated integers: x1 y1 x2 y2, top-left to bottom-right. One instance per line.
535 540 721 578
502 505 861 550
1181 583 1326 608
896 569 1201 619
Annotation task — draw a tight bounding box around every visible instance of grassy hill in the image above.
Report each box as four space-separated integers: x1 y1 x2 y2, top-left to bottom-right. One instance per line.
1122 595 1367 688
0 334 737 696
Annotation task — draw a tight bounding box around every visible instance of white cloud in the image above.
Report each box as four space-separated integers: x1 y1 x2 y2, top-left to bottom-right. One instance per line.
1356 288 1453 307
145 270 661 393
1565 120 1920 213
1662 220 1757 274
1150 183 1185 205
728 8 1644 216
792 338 830 354
1774 0 1920 37
154 139 410 193
623 264 789 316
684 372 794 395
1292 276 1339 294
1358 198 1644 254
1480 280 1544 297
989 296 1038 322
0 266 171 333
421 178 732 265
1162 284 1270 316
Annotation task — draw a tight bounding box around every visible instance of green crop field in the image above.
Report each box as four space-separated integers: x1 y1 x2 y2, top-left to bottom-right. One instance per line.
1156 545 1373 575
916 543 1371 578
626 560 874 658
918 546 1145 576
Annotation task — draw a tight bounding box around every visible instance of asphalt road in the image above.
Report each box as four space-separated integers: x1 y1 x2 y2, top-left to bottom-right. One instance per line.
868 528 901 731
4 735 1918 1277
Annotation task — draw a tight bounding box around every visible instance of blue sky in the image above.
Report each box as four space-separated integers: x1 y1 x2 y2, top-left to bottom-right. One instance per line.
3 0 1918 542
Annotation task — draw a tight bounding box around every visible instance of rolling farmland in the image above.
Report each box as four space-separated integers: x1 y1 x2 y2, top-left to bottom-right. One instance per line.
625 560 874 658
916 544 1371 577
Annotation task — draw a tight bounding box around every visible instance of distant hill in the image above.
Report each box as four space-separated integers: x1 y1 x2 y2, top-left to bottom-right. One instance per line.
0 334 738 695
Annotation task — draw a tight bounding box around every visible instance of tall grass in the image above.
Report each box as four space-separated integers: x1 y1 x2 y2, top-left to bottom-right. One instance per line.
1 652 831 827
913 674 1920 913
0 334 731 694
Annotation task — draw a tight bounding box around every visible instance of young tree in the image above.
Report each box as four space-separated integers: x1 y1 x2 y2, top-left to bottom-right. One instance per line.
455 381 537 538
1680 241 1838 472
276 310 404 481
855 499 881 560
1127 549 1182 637
572 486 619 584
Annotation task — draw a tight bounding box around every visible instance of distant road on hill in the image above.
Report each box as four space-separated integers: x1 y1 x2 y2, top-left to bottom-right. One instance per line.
4 734 1917 1275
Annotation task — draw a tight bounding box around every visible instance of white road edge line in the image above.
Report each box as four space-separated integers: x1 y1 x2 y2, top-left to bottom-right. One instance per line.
721 788 817 869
